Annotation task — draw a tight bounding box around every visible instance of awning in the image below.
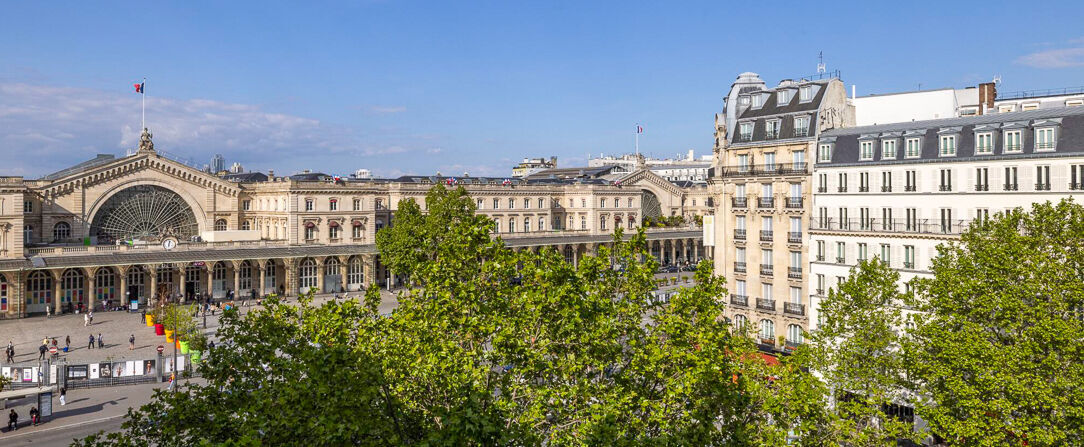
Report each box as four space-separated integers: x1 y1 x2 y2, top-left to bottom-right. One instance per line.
352 220 363 227
329 221 339 228
304 222 316 228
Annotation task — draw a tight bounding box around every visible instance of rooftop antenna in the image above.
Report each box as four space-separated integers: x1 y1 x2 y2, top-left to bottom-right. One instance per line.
816 51 826 74
993 75 1002 85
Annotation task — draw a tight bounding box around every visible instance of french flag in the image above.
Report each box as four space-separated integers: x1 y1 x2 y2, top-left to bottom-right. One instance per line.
133 82 144 94
636 125 643 134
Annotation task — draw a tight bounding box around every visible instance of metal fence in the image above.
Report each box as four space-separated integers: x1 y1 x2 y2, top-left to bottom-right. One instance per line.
2 353 201 391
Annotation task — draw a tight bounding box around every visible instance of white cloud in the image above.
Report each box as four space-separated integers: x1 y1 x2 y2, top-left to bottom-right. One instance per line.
0 82 438 177
369 105 407 114
1016 47 1084 68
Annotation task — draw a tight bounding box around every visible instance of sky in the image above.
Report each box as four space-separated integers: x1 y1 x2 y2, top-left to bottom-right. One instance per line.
3 0 1084 178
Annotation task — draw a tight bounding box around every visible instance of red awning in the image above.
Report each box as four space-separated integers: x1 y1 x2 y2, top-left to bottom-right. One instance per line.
352 220 363 227
329 221 339 228
304 222 315 228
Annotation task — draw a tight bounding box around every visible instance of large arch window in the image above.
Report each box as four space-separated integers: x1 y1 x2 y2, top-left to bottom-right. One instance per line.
241 221 251 231
61 268 85 305
90 185 199 243
347 257 364 288
53 222 72 241
214 219 228 231
299 258 318 290
94 268 116 303
787 324 804 345
0 273 7 311
733 314 748 330
26 271 52 306
239 261 253 291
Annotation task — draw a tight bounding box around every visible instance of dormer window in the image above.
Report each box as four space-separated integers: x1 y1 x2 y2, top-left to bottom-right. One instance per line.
1021 102 1040 111
818 144 832 162
794 116 810 137
739 122 753 141
881 139 897 159
939 135 957 156
751 94 763 108
1004 130 1022 153
1036 127 1056 151
905 138 921 158
765 120 781 139
739 95 750 106
859 141 874 160
799 86 812 102
777 91 788 105
1066 98 1083 107
975 132 994 154
998 104 1015 113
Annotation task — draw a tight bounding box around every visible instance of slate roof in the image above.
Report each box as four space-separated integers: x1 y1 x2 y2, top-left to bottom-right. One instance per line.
222 172 269 183
729 79 831 147
819 106 1084 166
40 154 117 180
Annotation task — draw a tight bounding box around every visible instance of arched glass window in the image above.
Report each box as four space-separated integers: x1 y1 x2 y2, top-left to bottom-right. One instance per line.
524 218 530 232
53 222 71 241
733 314 748 330
26 270 52 306
299 258 318 289
214 219 228 231
325 257 341 272
61 268 85 305
759 319 775 340
239 261 253 291
241 221 251 231
94 268 116 303
600 215 608 230
347 256 364 287
787 324 803 345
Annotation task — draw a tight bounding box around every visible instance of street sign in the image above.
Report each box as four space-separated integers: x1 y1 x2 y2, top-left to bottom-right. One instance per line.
156 345 165 354
49 346 57 355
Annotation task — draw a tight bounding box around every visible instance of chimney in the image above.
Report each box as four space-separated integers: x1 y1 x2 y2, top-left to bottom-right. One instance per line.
979 82 997 114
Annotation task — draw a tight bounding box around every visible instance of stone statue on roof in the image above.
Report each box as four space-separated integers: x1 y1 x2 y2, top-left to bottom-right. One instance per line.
138 128 155 153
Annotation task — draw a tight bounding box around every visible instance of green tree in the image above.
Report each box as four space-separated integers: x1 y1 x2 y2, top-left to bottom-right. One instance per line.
910 200 1084 446
809 258 917 446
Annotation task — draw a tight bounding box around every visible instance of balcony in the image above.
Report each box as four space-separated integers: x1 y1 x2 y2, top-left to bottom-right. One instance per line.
788 232 802 244
904 261 914 269
720 163 808 178
1003 183 1018 191
837 186 848 192
785 197 803 209
1036 183 1052 191
816 254 824 262
783 302 806 316
766 129 780 139
734 229 746 240
1072 182 1083 190
732 197 748 208
1037 142 1056 150
734 262 747 273
939 185 952 191
730 294 749 307
787 267 802 279
758 197 775 209
975 184 988 191
760 230 774 242
859 186 869 192
812 217 973 235
794 127 809 137
1006 143 1021 152
815 288 824 295
881 185 893 192
760 264 774 276
817 186 827 193
904 185 916 192
835 256 846 264
756 298 776 312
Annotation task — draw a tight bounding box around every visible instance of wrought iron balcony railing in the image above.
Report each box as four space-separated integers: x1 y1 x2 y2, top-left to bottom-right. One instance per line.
783 302 806 316
720 163 809 178
756 298 776 311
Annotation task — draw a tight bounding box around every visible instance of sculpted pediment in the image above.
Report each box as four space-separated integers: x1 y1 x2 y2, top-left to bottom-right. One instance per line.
617 169 684 196
37 153 240 199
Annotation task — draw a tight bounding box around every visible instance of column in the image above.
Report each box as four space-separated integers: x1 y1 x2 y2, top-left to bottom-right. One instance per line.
364 255 375 287
86 268 95 312
669 241 677 265
13 271 24 318
284 259 297 296
178 268 187 303
339 257 348 293
232 262 241 296
148 265 158 304
258 260 267 296
316 258 326 293
118 267 128 305
205 265 213 301
52 270 62 314
572 246 579 268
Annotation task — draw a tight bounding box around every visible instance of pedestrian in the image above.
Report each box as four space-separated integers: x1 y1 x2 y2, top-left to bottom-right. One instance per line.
84 313 89 327
88 334 95 349
37 343 46 360
5 345 12 364
88 310 94 325
167 372 175 392
141 309 146 323
65 335 70 351
97 333 104 349
29 406 38 426
59 385 67 406
7 409 17 431
129 334 135 350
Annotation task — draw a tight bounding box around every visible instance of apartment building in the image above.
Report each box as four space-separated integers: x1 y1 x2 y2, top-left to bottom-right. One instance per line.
710 72 854 350
809 106 1084 328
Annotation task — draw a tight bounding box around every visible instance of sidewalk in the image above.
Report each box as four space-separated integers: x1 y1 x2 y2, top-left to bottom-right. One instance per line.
0 291 400 368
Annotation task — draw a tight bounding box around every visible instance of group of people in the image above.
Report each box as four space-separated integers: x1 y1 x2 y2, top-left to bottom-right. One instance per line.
5 386 66 432
87 333 103 349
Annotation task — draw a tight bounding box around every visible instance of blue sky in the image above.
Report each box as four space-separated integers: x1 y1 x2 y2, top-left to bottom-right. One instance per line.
3 1 1084 178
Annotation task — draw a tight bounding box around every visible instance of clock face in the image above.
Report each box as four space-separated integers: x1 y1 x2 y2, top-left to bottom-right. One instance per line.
163 238 177 250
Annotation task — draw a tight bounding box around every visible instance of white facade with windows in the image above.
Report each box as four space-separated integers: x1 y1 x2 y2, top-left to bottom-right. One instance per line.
809 106 1084 329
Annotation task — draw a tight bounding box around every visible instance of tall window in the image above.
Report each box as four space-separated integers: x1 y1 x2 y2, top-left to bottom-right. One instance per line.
509 218 516 233
508 198 515 209
352 224 363 239
818 144 832 162
1036 127 1056 151
880 244 891 266
53 222 71 241
354 198 362 211
816 240 825 261
329 225 340 240
1036 166 1051 190
940 208 953 233
835 241 845 263
1071 164 1084 190
837 173 848 192
905 138 921 158
939 135 957 156
493 198 500 209
857 243 868 262
766 120 780 139
881 171 892 192
347 257 364 286
788 324 803 344
299 259 318 290
524 218 531 232
882 140 897 159
906 208 918 231
600 216 607 231
329 199 338 211
214 219 227 231
580 216 586 230
1004 167 1019 190
939 169 953 191
794 116 809 137
759 319 775 340
242 200 251 211
538 198 545 209
904 245 915 268
23 201 32 213
975 167 989 191
905 170 917 191
305 225 316 240
524 198 531 209
600 198 607 208
739 123 753 141
859 172 870 192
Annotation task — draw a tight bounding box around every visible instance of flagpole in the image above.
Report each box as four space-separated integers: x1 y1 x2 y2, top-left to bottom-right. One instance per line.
141 77 146 130
635 124 639 156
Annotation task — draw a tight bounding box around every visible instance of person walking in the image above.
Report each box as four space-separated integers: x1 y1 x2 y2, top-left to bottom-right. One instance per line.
65 335 70 351
29 406 38 426
88 310 94 325
97 333 104 349
167 372 176 392
5 344 13 364
88 334 95 350
59 385 67 406
140 309 146 324
129 334 136 350
37 343 46 360
8 409 17 431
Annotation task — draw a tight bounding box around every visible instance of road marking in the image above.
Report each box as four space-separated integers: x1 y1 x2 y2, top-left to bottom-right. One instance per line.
3 414 124 439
